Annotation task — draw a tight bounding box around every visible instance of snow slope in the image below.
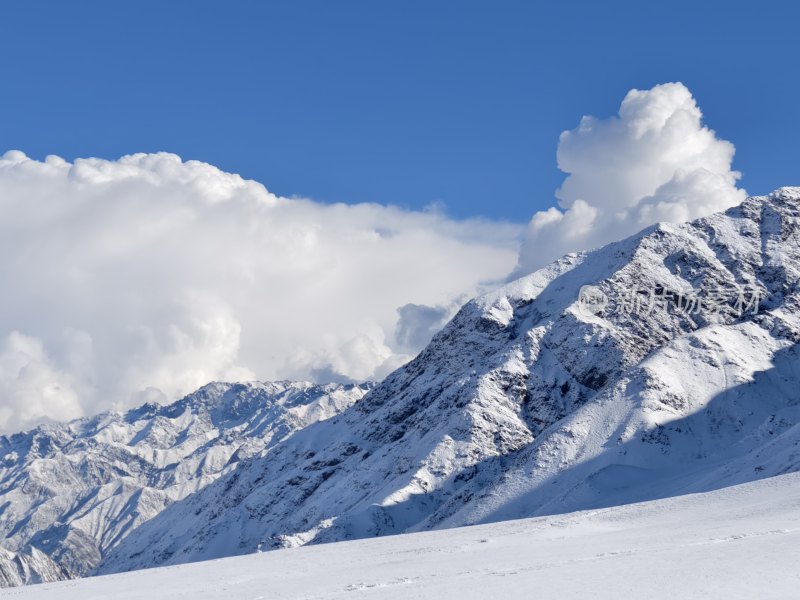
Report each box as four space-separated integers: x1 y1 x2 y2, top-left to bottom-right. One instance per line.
0 381 370 586
9 472 800 600
100 187 800 573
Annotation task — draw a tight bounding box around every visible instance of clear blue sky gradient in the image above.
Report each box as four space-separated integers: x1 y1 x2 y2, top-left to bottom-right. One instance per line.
1 0 798 221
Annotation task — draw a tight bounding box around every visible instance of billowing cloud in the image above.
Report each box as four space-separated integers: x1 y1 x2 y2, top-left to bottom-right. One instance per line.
0 151 521 432
0 82 750 433
515 82 746 275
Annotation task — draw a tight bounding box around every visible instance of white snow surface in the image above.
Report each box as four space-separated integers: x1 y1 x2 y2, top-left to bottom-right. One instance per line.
0 381 371 586
5 472 800 599
98 187 800 574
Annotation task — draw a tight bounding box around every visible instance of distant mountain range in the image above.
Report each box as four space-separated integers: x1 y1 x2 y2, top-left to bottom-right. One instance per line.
0 381 371 586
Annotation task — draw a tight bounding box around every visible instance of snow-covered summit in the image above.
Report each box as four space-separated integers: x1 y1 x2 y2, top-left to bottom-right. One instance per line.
99 188 800 574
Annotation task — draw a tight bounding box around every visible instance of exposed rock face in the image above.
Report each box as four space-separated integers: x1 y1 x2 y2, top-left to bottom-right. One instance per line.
0 381 370 586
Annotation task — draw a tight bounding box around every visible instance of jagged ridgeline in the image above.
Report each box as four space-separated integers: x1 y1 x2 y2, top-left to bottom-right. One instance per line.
100 188 800 574
0 382 371 586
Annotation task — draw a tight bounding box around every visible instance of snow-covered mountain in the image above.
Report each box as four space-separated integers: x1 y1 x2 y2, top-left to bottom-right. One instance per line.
0 381 371 586
99 188 800 574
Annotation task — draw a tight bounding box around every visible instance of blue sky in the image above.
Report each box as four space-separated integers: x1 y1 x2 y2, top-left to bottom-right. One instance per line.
1 0 798 221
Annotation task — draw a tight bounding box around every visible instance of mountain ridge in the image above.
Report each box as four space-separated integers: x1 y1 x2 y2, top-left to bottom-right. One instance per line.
0 380 372 586
99 187 800 574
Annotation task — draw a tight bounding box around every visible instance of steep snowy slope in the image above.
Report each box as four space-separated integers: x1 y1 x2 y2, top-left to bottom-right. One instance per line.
101 188 800 574
0 381 370 586
14 473 800 599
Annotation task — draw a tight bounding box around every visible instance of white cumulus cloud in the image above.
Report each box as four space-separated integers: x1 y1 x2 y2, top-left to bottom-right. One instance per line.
0 151 521 432
515 82 747 275
0 82 750 433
